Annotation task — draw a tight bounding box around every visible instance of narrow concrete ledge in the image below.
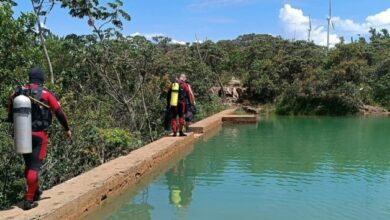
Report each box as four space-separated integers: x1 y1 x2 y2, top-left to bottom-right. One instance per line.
0 134 195 220
189 108 237 133
222 115 258 123
0 108 237 220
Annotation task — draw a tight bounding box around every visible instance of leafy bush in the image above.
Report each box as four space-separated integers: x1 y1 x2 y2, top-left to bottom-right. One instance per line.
2 2 390 209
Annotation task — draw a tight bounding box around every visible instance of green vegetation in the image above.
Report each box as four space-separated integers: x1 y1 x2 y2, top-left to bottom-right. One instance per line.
219 34 389 115
0 1 390 209
0 1 226 209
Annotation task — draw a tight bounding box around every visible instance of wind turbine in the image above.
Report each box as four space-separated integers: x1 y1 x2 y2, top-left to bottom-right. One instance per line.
308 16 312 42
327 0 335 51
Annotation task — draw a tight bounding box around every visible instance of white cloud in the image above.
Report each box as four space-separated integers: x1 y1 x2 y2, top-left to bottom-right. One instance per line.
40 22 49 30
279 4 390 45
334 8 390 34
279 4 339 47
171 39 187 45
130 32 142 37
130 32 164 39
130 32 187 45
332 8 390 36
332 17 366 33
366 8 390 26
279 4 309 26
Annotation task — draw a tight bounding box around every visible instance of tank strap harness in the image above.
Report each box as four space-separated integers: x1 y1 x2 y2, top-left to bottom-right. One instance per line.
15 86 49 108
15 86 52 131
13 107 31 114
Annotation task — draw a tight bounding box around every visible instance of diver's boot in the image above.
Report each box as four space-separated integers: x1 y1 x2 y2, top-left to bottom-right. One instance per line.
33 189 42 201
23 200 38 210
179 131 187 137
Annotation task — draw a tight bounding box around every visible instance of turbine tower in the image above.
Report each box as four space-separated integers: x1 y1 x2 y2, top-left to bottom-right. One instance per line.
308 16 312 42
326 0 333 51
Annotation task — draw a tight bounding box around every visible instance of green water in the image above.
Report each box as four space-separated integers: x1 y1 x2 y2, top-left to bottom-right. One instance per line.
107 117 390 220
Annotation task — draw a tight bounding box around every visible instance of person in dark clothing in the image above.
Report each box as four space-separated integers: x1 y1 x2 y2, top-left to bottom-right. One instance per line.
167 74 195 136
184 83 196 131
7 68 71 210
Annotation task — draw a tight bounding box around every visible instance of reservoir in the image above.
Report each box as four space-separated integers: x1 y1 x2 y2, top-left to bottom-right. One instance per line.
97 117 390 220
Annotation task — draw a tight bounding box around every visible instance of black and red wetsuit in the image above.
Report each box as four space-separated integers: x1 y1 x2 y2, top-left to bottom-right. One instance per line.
7 84 70 202
167 80 193 134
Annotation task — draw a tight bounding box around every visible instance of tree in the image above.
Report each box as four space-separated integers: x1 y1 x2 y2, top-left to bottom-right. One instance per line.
29 0 130 84
0 3 39 208
60 0 131 41
30 0 55 83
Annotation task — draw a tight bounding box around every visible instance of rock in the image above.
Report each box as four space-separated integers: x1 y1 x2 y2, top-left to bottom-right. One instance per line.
229 78 241 87
210 87 221 95
209 79 248 104
243 106 260 114
236 87 245 95
232 88 239 99
360 105 389 115
224 87 233 96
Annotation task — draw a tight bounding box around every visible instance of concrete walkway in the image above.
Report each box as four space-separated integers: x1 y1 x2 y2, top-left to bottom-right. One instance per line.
222 115 258 123
0 108 241 220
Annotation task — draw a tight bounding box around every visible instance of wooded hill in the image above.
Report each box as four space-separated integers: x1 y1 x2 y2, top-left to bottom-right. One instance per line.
1 1 390 209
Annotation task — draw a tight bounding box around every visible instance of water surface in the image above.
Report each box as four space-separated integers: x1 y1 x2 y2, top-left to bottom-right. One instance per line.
106 117 390 220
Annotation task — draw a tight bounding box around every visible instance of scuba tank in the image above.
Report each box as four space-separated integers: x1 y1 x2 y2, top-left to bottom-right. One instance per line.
170 83 180 107
13 95 32 154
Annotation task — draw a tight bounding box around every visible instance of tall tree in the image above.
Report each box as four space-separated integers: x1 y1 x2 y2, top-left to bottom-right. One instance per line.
60 0 130 41
31 0 55 83
30 0 130 83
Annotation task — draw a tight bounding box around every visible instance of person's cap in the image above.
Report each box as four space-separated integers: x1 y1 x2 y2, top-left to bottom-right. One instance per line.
29 67 45 84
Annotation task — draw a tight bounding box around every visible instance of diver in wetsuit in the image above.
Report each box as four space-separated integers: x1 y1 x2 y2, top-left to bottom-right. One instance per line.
167 74 195 136
7 68 71 210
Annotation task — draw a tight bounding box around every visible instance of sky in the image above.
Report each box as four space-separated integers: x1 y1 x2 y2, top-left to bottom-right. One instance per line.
14 0 390 46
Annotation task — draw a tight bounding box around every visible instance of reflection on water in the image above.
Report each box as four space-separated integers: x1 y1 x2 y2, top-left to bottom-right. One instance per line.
167 160 195 209
108 117 390 220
